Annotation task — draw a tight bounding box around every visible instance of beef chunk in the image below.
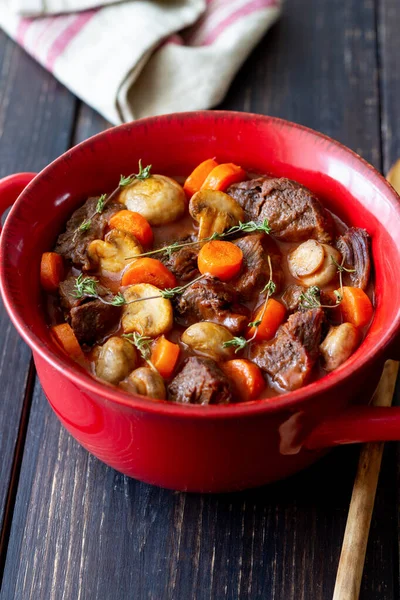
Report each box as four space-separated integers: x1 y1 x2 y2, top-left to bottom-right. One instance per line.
59 274 110 311
70 300 121 345
168 357 233 405
161 241 200 281
228 177 333 243
59 276 83 311
55 197 121 270
174 275 249 335
336 227 371 290
232 233 283 301
281 285 306 313
250 308 324 391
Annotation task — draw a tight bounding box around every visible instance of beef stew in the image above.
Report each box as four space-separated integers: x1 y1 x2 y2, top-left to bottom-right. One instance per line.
41 159 374 405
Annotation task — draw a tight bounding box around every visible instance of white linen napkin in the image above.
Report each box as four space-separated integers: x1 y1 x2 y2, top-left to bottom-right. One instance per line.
0 0 281 124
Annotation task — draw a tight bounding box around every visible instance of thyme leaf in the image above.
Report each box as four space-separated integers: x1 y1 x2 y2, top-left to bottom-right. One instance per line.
119 174 136 187
74 274 98 298
330 255 354 308
122 332 152 360
119 160 152 187
164 241 182 260
79 219 91 232
73 274 126 306
135 159 152 181
261 280 277 295
330 255 356 274
226 219 271 236
299 285 322 310
96 194 107 214
248 319 261 329
159 274 205 299
222 336 248 353
110 292 127 306
299 284 341 310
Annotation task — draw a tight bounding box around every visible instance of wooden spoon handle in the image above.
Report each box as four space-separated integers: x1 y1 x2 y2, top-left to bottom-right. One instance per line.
332 360 399 600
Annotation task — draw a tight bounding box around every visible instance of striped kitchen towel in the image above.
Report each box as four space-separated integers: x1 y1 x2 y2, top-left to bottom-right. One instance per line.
0 0 281 124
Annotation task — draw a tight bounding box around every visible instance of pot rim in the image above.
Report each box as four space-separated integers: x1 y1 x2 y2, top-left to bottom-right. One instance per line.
1 110 400 420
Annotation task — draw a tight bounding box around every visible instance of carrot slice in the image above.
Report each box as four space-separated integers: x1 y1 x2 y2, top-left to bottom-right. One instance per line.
109 210 153 247
183 158 219 198
121 257 177 289
200 163 247 192
51 323 84 360
222 359 265 401
40 252 64 292
340 286 373 327
151 335 180 379
197 240 243 281
247 298 286 342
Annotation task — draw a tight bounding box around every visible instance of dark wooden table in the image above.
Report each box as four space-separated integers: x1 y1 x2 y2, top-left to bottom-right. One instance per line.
0 1 399 598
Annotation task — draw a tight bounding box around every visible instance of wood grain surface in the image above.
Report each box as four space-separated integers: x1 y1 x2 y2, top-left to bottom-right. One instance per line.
0 33 77 577
0 1 399 599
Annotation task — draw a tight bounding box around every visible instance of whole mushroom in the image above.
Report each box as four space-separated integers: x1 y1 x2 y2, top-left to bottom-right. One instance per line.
320 323 360 371
119 175 186 226
120 367 166 399
181 322 236 361
95 336 138 384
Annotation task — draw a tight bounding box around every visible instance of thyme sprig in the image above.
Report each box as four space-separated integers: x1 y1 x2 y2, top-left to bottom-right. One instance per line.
125 219 271 261
298 255 355 311
73 274 126 307
331 255 356 302
79 219 92 232
222 336 248 352
121 332 156 371
119 160 152 187
74 272 206 311
73 160 151 238
159 275 205 299
299 285 324 310
122 332 152 360
299 284 342 310
96 194 107 214
222 255 276 354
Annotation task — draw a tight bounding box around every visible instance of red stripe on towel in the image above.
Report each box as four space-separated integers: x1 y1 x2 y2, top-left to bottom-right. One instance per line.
46 10 96 70
16 18 33 45
190 0 277 46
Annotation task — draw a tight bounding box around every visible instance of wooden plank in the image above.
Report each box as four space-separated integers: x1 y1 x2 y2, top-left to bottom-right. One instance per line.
1 1 397 599
377 1 400 596
378 0 400 175
0 383 364 600
221 0 381 169
0 29 77 577
72 103 110 145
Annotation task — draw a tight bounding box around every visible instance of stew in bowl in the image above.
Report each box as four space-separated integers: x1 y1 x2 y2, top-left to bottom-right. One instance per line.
41 158 374 405
1 111 400 491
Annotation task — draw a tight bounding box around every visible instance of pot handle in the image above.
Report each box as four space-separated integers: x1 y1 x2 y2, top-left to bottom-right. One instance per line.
305 405 400 450
0 173 37 235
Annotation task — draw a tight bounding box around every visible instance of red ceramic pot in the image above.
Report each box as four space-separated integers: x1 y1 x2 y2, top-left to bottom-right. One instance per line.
1 112 400 493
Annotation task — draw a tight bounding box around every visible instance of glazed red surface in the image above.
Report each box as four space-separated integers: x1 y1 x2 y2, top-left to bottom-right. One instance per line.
1 112 400 492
